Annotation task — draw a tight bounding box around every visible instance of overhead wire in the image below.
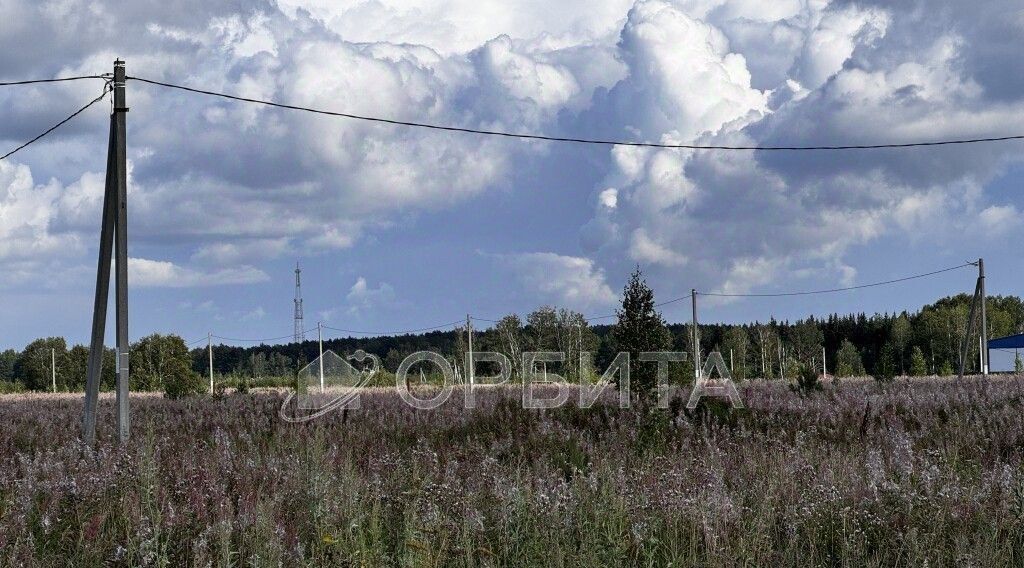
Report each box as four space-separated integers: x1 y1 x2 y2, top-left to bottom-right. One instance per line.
0 85 110 161
697 263 973 298
186 258 972 343
471 262 975 325
322 320 464 336
127 76 1024 151
211 332 302 344
0 76 991 338
0 75 108 87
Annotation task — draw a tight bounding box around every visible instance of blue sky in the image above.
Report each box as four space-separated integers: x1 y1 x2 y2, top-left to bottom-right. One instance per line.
1 0 1023 355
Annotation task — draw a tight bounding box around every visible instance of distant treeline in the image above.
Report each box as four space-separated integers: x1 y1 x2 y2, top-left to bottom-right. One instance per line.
199 293 1024 382
3 293 1022 392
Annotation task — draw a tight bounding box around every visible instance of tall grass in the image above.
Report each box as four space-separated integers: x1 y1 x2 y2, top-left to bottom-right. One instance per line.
1 377 1024 565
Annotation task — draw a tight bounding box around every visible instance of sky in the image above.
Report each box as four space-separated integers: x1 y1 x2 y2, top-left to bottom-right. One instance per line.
1 0 1023 358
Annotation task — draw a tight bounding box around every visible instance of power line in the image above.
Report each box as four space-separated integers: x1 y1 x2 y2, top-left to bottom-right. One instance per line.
213 262 974 339
211 332 301 343
1 86 109 161
697 263 973 298
209 324 323 344
322 320 463 336
473 262 973 324
127 76 1024 151
0 75 107 87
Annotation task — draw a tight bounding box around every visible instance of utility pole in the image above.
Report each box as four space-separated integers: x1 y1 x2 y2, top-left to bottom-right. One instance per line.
83 59 130 446
318 321 324 392
822 346 827 378
51 348 56 392
979 258 988 375
467 315 474 386
691 290 700 379
959 258 989 379
208 332 214 394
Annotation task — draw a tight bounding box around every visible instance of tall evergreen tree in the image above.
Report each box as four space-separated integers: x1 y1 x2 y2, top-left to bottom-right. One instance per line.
612 268 672 400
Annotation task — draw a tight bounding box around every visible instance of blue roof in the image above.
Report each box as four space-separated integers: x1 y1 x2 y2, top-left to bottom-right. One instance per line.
989 333 1024 349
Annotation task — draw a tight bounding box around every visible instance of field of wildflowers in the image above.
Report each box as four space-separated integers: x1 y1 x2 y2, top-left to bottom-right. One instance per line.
2 377 1024 566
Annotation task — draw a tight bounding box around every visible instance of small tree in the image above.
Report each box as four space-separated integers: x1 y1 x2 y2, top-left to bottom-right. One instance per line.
874 343 899 384
909 346 928 376
1016 353 1024 374
835 339 865 377
939 360 954 376
612 268 672 402
790 362 822 396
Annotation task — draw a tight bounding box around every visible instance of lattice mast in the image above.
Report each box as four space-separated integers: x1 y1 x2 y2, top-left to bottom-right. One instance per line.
294 262 305 343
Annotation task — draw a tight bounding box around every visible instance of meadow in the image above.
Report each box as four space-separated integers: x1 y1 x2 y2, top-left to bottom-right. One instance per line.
2 377 1024 566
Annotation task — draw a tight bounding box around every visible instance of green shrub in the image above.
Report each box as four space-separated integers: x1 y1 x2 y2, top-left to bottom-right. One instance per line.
790 362 822 396
0 380 25 394
163 367 205 400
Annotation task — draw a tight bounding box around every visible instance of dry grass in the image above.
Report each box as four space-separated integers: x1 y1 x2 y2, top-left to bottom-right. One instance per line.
2 376 1024 566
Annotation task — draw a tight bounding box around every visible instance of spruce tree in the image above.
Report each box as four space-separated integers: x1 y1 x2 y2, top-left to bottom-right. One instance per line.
612 268 672 400
909 346 928 376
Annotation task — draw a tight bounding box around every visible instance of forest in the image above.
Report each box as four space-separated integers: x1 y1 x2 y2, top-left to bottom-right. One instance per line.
3 292 1022 393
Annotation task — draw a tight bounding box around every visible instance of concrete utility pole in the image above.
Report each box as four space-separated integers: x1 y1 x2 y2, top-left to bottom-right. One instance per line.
691 290 700 379
959 258 989 379
208 332 214 394
51 348 56 392
317 321 324 392
466 315 474 386
83 59 130 446
979 258 989 375
822 346 827 378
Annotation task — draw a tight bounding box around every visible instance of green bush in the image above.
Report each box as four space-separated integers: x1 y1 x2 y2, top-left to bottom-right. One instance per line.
790 362 822 396
164 370 205 400
0 380 25 394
